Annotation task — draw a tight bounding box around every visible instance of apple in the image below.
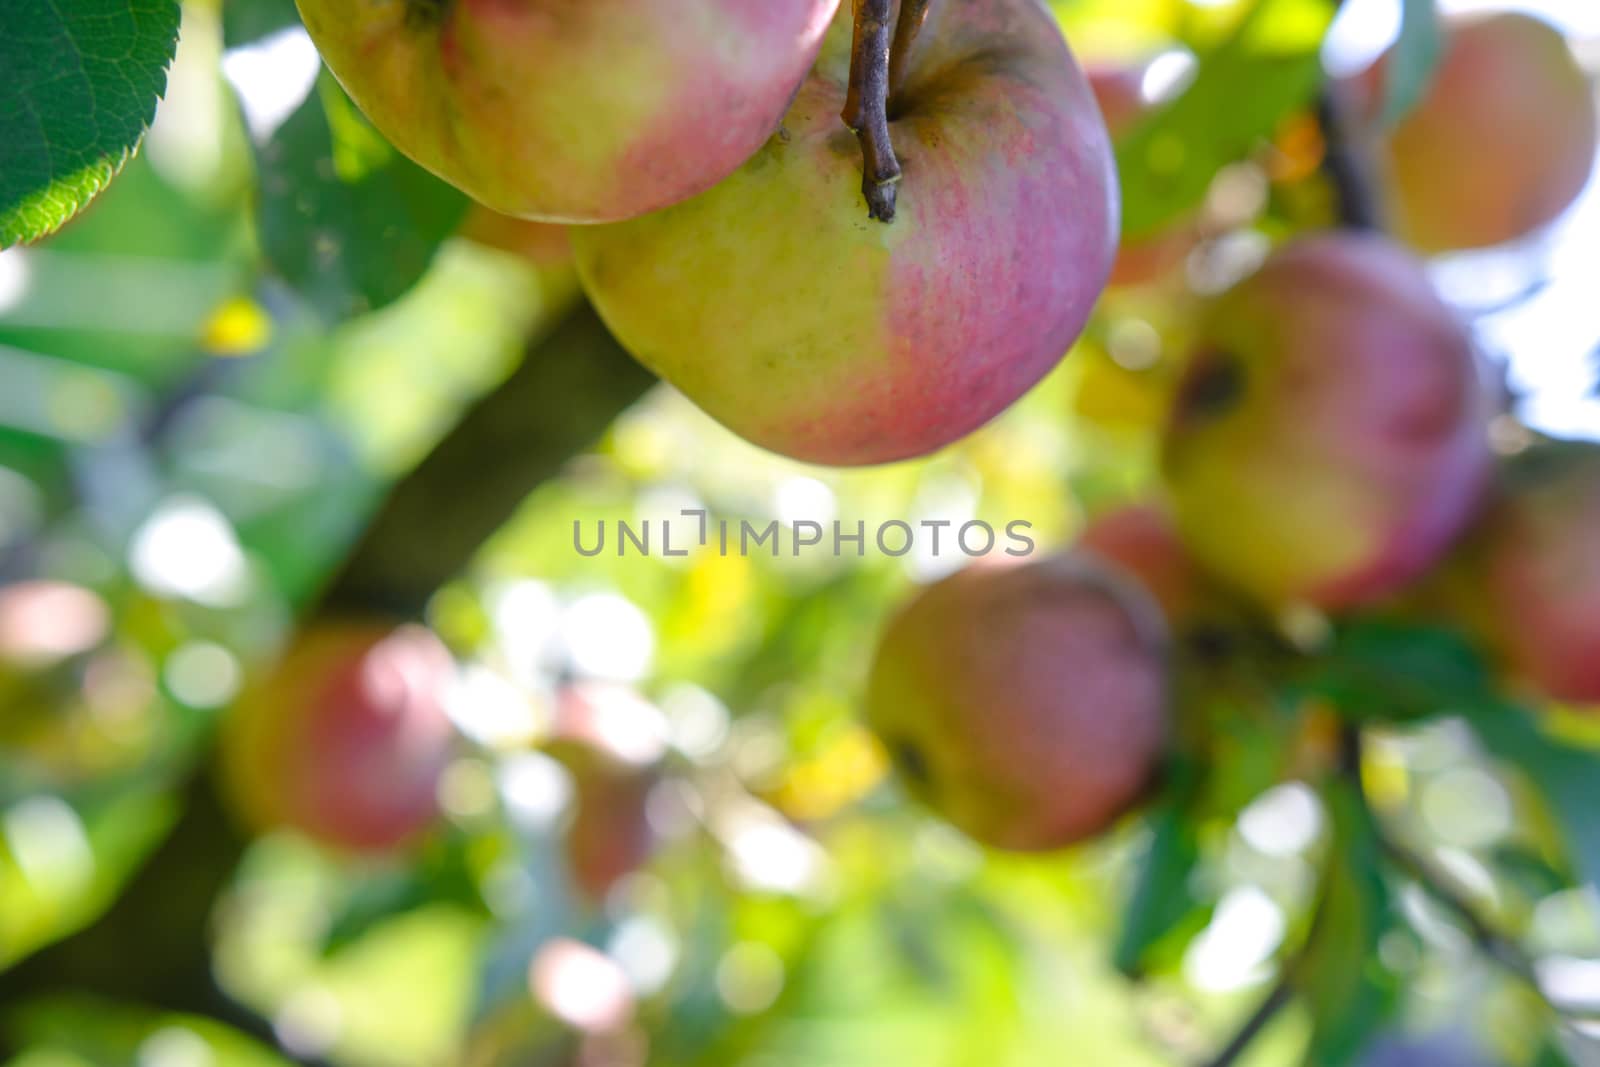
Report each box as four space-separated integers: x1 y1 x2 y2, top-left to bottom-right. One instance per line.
222 622 456 853
1346 12 1597 253
546 682 665 900
1446 440 1600 705
458 206 572 270
1079 502 1201 622
295 0 840 223
1162 233 1491 611
572 0 1118 466
864 553 1169 851
1086 60 1198 288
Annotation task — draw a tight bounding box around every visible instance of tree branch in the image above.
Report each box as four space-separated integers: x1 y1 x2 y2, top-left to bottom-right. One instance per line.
1316 91 1384 233
315 299 654 619
1197 979 1294 1067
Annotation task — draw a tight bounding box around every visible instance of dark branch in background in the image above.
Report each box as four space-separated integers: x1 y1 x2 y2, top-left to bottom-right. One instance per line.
317 300 654 619
1347 727 1600 1026
1314 93 1384 234
843 0 903 222
1197 980 1294 1067
0 298 653 1061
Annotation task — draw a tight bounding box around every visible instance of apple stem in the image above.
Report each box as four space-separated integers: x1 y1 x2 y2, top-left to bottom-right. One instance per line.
842 0 903 222
887 0 932 104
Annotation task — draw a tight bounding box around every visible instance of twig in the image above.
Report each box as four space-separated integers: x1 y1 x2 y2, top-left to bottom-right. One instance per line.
887 0 932 103
1343 726 1600 1025
842 0 902 222
1197 979 1295 1067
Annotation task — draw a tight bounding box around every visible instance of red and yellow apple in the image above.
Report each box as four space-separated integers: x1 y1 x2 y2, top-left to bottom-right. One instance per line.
1079 502 1201 622
546 682 663 900
458 206 572 270
1346 12 1597 253
1162 233 1491 611
864 554 1169 850
296 0 840 222
573 0 1118 465
223 622 456 853
1446 440 1600 705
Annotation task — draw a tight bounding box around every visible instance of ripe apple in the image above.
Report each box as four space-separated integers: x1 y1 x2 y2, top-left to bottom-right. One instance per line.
1079 503 1201 622
295 0 840 223
458 206 572 270
547 682 665 900
1445 440 1600 705
1085 61 1198 288
222 622 456 854
1346 12 1597 253
864 553 1169 850
1162 233 1491 611
572 0 1118 466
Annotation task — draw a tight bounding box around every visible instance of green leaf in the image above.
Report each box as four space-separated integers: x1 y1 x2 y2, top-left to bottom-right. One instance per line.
0 0 181 248
222 0 302 49
251 76 469 322
3 994 294 1067
1301 621 1491 724
1459 700 1600 890
1113 789 1207 977
1114 0 1332 238
1298 780 1397 1067
1377 0 1442 127
1534 1037 1577 1067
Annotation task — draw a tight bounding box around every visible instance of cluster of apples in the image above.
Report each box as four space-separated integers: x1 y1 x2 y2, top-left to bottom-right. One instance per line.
296 0 1120 465
866 224 1600 852
863 5 1600 852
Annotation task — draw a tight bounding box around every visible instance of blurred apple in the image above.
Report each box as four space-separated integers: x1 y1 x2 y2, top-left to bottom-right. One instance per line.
1345 12 1597 253
1163 233 1490 611
296 0 839 222
864 553 1169 850
546 682 666 900
1443 440 1600 705
222 622 456 854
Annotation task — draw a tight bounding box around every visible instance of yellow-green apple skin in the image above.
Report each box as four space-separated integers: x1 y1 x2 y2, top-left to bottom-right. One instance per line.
1447 441 1600 705
864 554 1169 851
1348 12 1597 253
223 622 456 854
1162 233 1491 611
572 0 1119 466
295 0 840 223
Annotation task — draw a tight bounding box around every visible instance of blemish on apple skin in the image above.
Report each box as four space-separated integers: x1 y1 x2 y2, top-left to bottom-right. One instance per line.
890 739 931 788
404 0 452 31
1173 351 1246 425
